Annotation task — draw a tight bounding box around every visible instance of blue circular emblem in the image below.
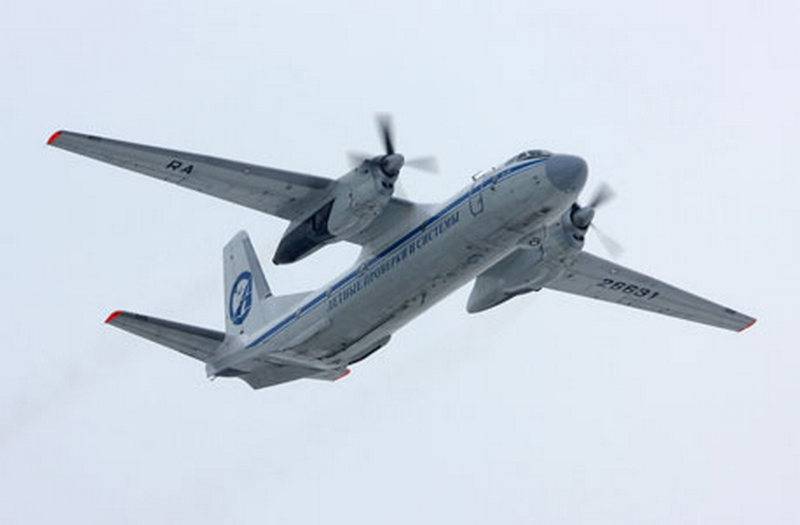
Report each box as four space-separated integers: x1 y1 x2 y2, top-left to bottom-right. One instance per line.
229 271 253 325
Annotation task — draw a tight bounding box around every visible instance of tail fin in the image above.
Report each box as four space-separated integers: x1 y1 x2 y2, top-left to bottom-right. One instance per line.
224 231 273 335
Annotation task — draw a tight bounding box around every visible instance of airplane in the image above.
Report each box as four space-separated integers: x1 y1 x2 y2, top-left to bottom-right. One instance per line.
47 117 756 389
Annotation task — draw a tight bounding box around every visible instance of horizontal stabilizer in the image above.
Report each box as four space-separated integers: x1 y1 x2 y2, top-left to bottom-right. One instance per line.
105 310 224 362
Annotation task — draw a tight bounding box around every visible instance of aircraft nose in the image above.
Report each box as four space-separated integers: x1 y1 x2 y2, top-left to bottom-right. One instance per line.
546 154 588 193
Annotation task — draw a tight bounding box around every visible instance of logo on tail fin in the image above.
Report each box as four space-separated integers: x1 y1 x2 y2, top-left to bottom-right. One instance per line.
229 271 253 325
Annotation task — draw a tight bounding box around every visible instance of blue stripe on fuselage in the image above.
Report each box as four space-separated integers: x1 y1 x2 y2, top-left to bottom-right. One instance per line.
245 158 545 349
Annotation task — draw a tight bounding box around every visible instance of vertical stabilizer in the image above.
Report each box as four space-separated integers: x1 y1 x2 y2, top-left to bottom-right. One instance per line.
223 231 272 336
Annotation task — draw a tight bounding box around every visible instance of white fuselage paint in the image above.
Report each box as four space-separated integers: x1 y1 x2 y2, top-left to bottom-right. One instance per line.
209 159 580 374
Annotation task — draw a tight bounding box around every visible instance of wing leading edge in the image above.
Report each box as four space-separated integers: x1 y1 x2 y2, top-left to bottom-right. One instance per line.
47 130 333 222
544 252 756 332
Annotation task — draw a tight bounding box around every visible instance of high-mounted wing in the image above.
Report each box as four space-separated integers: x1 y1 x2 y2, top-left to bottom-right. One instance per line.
105 310 225 362
545 252 756 332
47 130 333 221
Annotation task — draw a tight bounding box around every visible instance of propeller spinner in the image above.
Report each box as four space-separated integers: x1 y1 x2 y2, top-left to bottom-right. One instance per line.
570 182 624 258
348 114 439 179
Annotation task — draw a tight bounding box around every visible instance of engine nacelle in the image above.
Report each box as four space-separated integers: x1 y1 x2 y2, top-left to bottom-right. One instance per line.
327 167 393 237
466 209 585 312
272 165 393 264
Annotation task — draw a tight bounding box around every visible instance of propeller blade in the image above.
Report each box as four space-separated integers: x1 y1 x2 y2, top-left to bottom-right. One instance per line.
405 156 439 173
590 223 624 259
351 114 437 178
393 180 411 200
377 114 395 155
587 182 615 210
347 151 372 168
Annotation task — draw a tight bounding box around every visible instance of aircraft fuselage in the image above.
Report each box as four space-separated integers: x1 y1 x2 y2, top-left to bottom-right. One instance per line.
207 155 587 375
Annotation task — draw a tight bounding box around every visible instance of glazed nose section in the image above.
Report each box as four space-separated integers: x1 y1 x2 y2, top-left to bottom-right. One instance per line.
546 154 587 193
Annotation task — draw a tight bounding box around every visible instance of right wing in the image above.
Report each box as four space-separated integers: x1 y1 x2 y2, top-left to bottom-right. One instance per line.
545 252 756 332
47 130 333 221
48 130 427 251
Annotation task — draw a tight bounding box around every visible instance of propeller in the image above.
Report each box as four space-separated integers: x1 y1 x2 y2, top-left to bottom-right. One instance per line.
590 222 624 258
571 182 624 258
405 155 439 173
378 114 395 155
347 114 439 176
586 182 615 209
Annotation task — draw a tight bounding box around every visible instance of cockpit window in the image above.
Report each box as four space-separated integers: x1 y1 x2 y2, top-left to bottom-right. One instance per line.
504 149 552 165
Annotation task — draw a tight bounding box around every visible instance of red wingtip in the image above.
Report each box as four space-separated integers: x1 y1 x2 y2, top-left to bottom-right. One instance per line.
47 130 63 145
739 319 757 333
105 310 124 324
336 368 352 381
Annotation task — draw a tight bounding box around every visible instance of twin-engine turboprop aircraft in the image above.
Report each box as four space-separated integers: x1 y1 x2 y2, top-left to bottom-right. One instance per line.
48 117 755 389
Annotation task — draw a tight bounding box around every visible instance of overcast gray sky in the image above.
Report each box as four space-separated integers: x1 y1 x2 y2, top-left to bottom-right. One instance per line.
2 0 798 523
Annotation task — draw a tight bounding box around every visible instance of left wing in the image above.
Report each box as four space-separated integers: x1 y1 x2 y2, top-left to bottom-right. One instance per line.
545 252 756 332
47 130 333 221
